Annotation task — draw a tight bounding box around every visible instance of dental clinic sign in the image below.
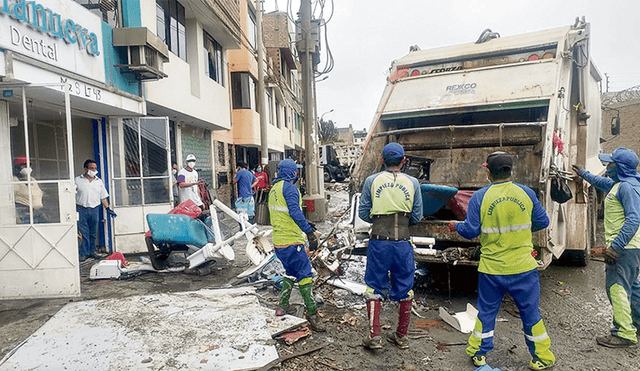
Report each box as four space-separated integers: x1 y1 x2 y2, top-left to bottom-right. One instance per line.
0 0 105 82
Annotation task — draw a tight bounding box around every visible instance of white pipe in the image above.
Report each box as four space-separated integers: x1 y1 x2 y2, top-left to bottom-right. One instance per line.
411 236 436 247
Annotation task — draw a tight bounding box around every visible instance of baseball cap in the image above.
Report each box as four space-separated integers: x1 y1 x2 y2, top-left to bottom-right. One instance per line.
483 151 513 175
598 147 639 168
186 154 196 162
382 142 405 160
14 156 30 166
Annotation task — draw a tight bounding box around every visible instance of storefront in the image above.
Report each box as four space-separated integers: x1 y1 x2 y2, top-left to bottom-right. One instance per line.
0 0 151 299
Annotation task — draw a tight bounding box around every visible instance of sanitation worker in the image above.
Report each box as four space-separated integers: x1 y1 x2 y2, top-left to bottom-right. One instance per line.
450 151 555 370
358 142 423 350
573 147 640 348
268 159 325 332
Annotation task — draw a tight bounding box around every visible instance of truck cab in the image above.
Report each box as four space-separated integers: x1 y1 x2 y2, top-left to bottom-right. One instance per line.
319 144 348 182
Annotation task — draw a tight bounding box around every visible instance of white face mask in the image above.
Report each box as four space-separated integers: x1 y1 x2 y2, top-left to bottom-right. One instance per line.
171 169 177 175
87 170 98 177
187 161 196 168
20 167 32 177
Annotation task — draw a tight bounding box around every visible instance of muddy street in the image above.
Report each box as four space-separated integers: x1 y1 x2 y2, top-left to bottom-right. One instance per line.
1 194 639 371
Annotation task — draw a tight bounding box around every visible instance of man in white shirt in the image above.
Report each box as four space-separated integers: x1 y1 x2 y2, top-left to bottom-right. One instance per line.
75 159 114 262
177 154 203 208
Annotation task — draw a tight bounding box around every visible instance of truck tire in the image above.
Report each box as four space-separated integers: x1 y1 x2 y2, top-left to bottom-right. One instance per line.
324 168 332 182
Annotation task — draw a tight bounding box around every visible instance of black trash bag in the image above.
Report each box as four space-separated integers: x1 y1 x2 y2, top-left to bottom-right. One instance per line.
551 177 573 204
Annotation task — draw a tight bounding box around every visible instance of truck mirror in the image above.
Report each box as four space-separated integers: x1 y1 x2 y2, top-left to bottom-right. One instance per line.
611 116 620 136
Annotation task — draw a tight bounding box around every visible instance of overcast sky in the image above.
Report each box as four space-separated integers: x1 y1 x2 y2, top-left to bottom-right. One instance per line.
265 0 640 131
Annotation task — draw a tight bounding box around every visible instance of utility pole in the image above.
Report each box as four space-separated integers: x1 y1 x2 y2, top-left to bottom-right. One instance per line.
256 0 268 167
298 0 326 221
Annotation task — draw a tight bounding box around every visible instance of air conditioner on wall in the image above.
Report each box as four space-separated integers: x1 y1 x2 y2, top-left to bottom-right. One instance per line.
112 27 170 81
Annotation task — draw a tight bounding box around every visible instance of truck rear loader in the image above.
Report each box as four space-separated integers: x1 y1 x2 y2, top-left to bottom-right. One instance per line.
352 18 613 269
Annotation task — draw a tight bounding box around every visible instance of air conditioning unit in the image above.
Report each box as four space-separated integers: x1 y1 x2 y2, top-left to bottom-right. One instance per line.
113 27 170 81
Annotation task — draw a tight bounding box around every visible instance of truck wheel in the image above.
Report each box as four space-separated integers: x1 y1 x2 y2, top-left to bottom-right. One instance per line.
324 169 332 182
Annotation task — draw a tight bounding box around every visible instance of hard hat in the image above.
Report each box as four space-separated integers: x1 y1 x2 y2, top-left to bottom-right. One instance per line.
186 154 197 162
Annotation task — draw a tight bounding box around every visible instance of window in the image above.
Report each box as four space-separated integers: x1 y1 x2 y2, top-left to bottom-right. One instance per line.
204 31 223 84
231 72 257 110
247 6 257 49
156 0 186 60
266 89 273 125
284 107 288 128
110 117 170 206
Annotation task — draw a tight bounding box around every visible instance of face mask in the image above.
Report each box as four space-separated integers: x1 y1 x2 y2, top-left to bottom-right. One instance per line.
87 170 98 177
20 167 32 177
256 168 262 173
172 169 177 175
187 161 196 168
606 164 618 180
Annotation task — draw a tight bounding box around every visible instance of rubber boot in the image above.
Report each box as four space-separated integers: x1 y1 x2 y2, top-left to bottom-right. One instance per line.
387 298 412 349
275 277 294 316
299 281 326 331
363 299 383 349
397 298 412 337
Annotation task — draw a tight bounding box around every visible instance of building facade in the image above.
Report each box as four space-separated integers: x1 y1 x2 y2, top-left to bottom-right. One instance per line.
213 2 304 202
0 0 242 299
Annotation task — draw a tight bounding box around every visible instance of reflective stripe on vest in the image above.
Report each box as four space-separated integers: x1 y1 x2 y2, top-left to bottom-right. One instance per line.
481 224 532 234
478 182 538 275
268 180 305 246
369 171 415 217
605 183 640 249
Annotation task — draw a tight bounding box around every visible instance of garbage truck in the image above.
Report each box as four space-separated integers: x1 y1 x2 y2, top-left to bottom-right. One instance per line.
352 18 614 269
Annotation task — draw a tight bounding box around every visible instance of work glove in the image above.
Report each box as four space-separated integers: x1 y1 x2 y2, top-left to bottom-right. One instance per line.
306 230 322 251
604 246 620 265
448 221 458 233
106 208 118 218
571 164 585 177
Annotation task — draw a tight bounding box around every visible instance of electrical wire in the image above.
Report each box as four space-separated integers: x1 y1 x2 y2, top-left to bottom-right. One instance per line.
285 0 335 77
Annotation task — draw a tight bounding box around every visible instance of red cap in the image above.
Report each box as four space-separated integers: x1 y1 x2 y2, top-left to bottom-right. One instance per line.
14 156 29 166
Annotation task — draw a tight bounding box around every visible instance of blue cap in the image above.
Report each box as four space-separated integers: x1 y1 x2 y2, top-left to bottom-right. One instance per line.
382 142 404 160
599 147 639 168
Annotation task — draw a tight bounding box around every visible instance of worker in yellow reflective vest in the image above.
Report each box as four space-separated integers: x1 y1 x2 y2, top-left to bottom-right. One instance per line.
359 142 423 350
450 152 555 370
268 159 325 332
573 147 640 348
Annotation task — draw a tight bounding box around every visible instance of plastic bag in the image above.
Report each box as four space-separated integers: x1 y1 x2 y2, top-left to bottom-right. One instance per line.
551 177 572 204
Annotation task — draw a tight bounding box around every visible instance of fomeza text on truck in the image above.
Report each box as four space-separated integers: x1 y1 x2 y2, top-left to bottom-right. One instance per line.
352 18 613 269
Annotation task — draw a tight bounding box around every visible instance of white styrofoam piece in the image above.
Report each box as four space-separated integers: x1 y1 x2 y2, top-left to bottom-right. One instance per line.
327 278 367 295
0 288 278 371
439 303 478 334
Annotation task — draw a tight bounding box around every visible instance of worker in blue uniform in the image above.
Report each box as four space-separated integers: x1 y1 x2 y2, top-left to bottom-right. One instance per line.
450 151 555 370
268 159 325 332
573 147 640 348
359 142 423 350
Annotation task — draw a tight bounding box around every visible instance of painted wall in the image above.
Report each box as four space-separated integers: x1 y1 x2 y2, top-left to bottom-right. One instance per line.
143 17 232 130
101 22 141 96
